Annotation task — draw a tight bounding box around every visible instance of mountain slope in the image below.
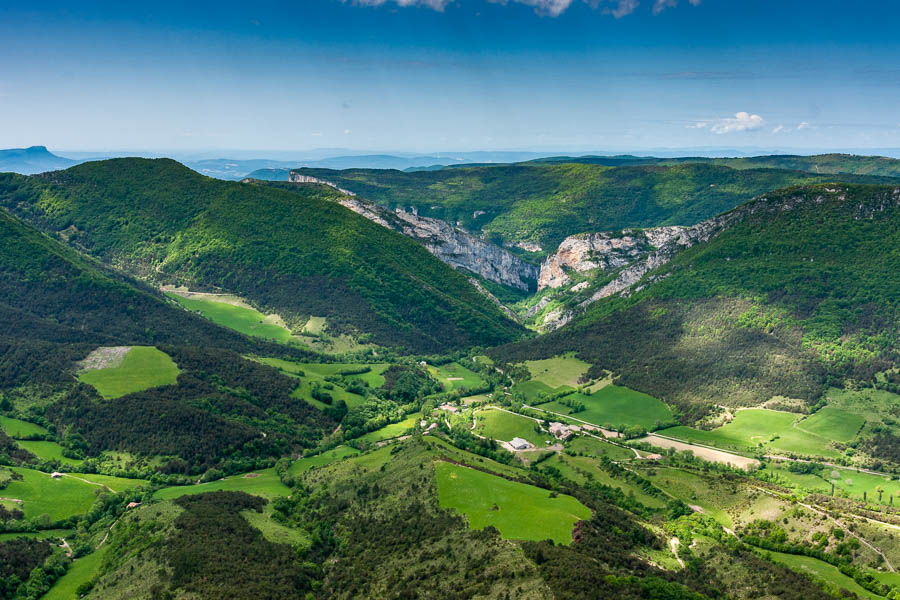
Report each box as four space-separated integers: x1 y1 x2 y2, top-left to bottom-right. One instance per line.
0 159 524 352
0 146 78 175
287 163 898 252
493 184 900 419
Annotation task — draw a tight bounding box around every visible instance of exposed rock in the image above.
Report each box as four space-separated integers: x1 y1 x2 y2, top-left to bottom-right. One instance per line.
283 173 539 290
538 226 687 290
287 172 357 196
511 240 543 253
467 278 519 322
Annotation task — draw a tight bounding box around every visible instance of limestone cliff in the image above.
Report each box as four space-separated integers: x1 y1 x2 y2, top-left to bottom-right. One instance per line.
284 172 539 291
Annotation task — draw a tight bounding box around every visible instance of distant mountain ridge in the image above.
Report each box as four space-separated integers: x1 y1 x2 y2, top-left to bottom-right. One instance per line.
0 146 78 174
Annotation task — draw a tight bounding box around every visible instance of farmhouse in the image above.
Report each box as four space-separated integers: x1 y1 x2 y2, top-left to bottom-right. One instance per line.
549 422 579 440
50 472 63 479
439 403 459 413
509 437 532 450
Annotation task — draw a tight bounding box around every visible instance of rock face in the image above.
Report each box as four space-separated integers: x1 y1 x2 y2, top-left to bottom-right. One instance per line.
288 173 357 197
285 173 539 291
537 227 688 290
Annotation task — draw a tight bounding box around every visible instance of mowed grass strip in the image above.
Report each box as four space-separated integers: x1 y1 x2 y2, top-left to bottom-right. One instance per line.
523 354 591 388
474 409 554 447
539 385 672 430
77 346 180 399
768 551 882 599
434 461 590 544
798 406 865 443
0 416 47 438
167 292 294 342
152 468 289 501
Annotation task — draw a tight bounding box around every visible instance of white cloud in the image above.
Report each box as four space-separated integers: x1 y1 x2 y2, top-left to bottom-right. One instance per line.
686 121 709 129
310 132 323 137
348 0 698 17
797 121 810 130
344 129 352 135
707 112 766 134
772 124 784 134
652 0 676 15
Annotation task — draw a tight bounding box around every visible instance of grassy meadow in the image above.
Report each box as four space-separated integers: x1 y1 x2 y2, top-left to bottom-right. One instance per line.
434 461 591 544
152 467 289 501
522 354 591 388
77 346 180 399
167 292 295 343
0 416 48 438
427 362 485 391
43 546 110 600
5 468 103 521
289 445 360 475
473 409 554 447
538 384 673 430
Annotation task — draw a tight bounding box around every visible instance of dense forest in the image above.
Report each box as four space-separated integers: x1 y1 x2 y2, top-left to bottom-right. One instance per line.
0 160 523 352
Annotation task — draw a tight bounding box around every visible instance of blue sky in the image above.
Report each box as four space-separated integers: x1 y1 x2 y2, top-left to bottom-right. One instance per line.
2 0 899 153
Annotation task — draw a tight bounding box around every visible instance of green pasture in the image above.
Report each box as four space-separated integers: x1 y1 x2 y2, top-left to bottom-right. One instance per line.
289 445 360 475
769 462 899 505
5 468 102 521
566 436 635 461
768 551 882 599
662 409 839 458
435 461 591 544
242 508 310 548
152 468 290 501
511 379 556 402
355 414 421 444
538 385 672 430
43 546 110 600
797 406 865 443
16 441 83 466
643 467 749 527
167 292 294 343
474 409 553 448
0 416 48 438
260 358 389 388
522 354 591 388
77 346 180 399
290 379 366 410
427 362 485 391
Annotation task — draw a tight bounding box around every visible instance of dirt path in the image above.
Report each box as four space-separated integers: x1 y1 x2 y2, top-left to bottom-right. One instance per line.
669 537 685 568
60 538 73 557
639 433 759 471
56 473 116 494
0 497 23 503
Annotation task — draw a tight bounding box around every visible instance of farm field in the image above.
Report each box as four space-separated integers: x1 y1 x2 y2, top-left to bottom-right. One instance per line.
522 354 590 388
537 384 673 430
473 409 554 448
5 467 104 520
261 359 389 388
434 461 591 544
767 551 882 599
242 507 310 548
167 291 295 343
355 414 421 444
289 445 360 475
638 434 759 470
767 462 899 505
43 546 110 600
152 468 289 501
77 346 180 399
661 409 839 458
291 378 366 410
72 472 148 492
0 416 47 438
797 405 865 443
427 362 485 391
510 379 556 402
643 467 750 526
566 435 635 461
16 440 83 465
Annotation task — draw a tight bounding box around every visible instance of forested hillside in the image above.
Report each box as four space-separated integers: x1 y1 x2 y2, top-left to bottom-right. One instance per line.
289 162 898 251
0 159 523 352
493 184 900 418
